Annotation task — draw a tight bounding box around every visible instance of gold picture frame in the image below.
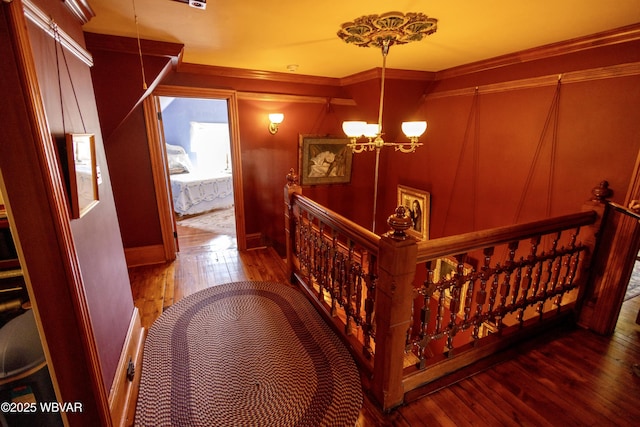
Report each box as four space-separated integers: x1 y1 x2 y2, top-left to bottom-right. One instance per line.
299 135 353 185
433 256 473 316
397 185 430 240
66 133 99 218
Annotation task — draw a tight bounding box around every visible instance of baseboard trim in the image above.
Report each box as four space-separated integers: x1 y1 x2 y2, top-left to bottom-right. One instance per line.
124 244 166 267
246 232 263 249
109 307 146 427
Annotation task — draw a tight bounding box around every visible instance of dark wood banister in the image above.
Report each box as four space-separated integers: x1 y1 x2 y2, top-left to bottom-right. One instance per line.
286 173 611 411
292 193 380 253
415 210 598 262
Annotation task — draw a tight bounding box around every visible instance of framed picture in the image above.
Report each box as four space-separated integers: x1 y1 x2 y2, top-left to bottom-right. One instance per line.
433 257 473 316
299 135 353 185
65 133 99 218
397 185 430 240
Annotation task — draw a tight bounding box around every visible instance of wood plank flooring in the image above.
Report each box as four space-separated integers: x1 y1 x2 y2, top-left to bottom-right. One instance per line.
129 220 640 426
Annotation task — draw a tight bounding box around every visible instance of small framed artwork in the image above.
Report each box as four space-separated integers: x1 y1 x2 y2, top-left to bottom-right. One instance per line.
299 135 353 185
65 133 99 218
397 185 430 240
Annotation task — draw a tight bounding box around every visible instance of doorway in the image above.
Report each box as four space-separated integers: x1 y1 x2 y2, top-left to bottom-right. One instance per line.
144 86 246 256
158 96 237 251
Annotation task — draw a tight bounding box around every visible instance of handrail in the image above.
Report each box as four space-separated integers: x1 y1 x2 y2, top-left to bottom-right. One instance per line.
292 193 380 253
608 200 640 221
415 210 598 263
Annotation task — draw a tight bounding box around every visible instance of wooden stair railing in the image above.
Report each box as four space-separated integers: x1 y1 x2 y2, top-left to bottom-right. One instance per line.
284 170 608 411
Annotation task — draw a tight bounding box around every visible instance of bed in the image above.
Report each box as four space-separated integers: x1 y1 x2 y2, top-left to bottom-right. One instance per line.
166 144 234 216
170 171 234 216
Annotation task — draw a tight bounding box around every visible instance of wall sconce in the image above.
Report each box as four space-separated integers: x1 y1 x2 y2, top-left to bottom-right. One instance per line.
268 113 284 134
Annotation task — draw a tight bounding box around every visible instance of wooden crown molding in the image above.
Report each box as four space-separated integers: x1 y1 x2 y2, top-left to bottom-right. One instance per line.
427 61 640 99
339 67 436 86
177 62 435 87
177 62 341 86
237 91 356 106
84 32 184 60
438 22 640 80
177 24 639 86
23 0 93 66
62 0 95 25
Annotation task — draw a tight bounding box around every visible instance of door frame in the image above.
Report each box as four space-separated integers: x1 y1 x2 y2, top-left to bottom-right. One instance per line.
144 85 246 252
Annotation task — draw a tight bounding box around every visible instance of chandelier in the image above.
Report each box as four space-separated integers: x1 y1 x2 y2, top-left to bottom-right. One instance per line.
337 12 437 231
338 12 437 154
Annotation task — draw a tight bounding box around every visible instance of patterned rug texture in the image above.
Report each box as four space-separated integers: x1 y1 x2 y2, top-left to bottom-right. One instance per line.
177 206 236 236
625 260 640 301
135 281 363 427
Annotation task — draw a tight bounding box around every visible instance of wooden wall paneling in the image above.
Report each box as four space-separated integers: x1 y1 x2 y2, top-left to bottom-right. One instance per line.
0 0 111 424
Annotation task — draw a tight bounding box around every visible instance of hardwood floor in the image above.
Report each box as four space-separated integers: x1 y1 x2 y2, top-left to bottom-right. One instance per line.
129 221 640 426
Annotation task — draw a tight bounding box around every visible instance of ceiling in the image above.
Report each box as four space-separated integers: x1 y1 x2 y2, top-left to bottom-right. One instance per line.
82 0 640 78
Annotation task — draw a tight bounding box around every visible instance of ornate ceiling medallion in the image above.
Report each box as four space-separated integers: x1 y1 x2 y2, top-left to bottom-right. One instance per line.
337 11 437 48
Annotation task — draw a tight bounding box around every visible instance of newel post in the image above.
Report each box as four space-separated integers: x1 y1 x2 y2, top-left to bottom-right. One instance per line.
284 169 302 281
577 181 612 328
582 181 640 334
372 206 418 410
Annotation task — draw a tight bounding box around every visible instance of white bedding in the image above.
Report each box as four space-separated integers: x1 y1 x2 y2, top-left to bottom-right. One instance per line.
170 171 233 216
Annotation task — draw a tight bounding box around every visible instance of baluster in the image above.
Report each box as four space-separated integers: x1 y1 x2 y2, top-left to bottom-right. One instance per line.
488 269 499 314
293 208 301 258
322 233 330 294
540 232 561 299
417 263 437 369
487 247 499 313
330 230 338 300
566 250 580 289
473 248 493 340
497 241 518 331
435 272 446 335
520 236 540 304
510 258 523 308
362 255 377 359
332 252 343 316
513 262 525 325
355 262 363 325
549 246 562 295
344 263 355 335
532 258 545 317
305 212 314 280
557 247 582 311
557 251 569 292
459 254 474 324
553 251 570 310
529 238 544 302
316 221 325 290
299 213 310 278
343 241 354 305
563 227 581 290
445 257 464 354
344 242 355 335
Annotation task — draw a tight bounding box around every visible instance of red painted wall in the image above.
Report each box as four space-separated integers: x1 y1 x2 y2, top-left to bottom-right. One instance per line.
402 74 640 239
90 34 640 259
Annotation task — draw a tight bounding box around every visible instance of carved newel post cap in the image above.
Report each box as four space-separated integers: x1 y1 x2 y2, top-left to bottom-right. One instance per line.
286 168 299 187
386 205 413 240
591 180 612 202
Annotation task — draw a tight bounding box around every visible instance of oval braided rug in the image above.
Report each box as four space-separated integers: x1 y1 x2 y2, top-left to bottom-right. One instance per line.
135 281 363 426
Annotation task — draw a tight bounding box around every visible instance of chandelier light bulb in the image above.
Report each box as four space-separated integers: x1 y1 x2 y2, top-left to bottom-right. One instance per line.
342 121 366 138
401 121 427 138
363 123 379 138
